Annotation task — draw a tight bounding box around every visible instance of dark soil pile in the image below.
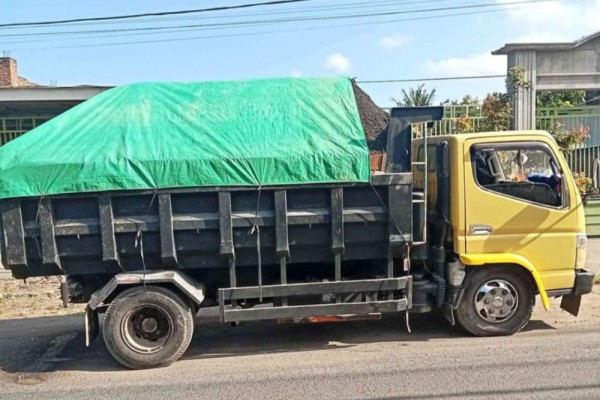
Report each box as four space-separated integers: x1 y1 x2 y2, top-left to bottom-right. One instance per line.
352 81 389 151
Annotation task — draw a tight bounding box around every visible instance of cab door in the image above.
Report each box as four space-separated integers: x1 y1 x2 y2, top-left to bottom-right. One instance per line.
463 136 580 290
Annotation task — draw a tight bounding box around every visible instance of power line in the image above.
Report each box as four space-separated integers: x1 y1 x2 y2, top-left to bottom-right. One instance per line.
0 0 447 43
0 0 452 38
2 6 497 47
357 75 506 84
6 4 543 52
0 0 316 29
0 0 427 29
0 0 553 40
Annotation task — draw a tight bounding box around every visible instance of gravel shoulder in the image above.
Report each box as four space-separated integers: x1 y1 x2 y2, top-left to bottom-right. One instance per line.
0 277 84 320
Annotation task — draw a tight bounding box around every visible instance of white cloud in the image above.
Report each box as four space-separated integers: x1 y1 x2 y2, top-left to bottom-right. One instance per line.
290 69 304 78
424 52 506 77
323 53 352 74
414 1 598 100
497 0 576 24
496 0 600 40
378 33 413 50
422 0 600 80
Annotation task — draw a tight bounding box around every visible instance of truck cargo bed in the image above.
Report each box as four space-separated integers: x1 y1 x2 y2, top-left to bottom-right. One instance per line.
1 173 412 299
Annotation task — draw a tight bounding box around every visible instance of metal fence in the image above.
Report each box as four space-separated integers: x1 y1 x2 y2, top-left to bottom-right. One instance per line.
407 105 600 177
585 197 600 237
408 106 486 139
0 116 53 145
432 105 486 135
537 106 600 177
536 106 600 139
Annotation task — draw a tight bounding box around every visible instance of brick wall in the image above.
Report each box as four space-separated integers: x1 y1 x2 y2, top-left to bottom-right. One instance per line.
0 57 38 87
0 57 18 87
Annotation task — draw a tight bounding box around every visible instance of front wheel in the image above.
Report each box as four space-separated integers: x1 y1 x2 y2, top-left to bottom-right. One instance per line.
455 266 535 336
102 285 194 369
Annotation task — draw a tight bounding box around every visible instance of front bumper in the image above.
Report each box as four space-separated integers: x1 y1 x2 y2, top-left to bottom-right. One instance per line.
559 269 595 317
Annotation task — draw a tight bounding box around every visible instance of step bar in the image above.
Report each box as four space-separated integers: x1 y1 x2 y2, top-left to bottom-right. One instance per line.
218 276 412 323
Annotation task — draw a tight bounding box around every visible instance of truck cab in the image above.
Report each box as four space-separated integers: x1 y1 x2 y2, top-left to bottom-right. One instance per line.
412 130 593 335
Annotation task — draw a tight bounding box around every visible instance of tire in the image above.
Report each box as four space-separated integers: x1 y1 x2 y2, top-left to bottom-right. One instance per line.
455 266 535 337
102 285 194 369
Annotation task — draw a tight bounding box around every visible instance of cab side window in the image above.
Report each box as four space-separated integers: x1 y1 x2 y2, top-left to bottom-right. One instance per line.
471 143 564 207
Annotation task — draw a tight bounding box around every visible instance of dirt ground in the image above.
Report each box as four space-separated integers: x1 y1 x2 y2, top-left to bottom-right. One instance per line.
586 238 600 279
0 277 84 319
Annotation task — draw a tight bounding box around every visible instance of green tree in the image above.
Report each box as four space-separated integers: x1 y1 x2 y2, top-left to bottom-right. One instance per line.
537 91 585 108
545 123 590 154
441 95 480 106
441 95 482 133
391 84 436 106
481 92 511 132
480 66 530 132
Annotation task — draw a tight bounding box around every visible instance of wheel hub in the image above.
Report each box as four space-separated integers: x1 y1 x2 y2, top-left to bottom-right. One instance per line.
121 305 174 354
474 279 519 323
141 317 158 333
492 296 504 308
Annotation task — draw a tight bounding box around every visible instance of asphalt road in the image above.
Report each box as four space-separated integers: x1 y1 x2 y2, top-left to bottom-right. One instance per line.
1 289 600 400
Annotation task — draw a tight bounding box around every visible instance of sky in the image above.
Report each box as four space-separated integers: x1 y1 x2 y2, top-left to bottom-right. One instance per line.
1 0 599 107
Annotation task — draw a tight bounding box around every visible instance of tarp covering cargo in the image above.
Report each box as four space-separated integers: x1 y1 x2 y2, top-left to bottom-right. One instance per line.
0 77 370 199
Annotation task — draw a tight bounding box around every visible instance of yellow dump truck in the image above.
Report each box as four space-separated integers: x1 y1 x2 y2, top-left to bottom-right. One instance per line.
0 82 594 368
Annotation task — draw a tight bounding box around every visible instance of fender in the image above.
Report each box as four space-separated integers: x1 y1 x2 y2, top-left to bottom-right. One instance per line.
88 270 205 310
88 271 204 310
459 253 550 310
85 271 205 347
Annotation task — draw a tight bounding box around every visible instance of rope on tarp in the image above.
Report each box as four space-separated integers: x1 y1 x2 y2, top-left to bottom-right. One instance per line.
134 190 158 290
32 196 44 262
249 186 263 302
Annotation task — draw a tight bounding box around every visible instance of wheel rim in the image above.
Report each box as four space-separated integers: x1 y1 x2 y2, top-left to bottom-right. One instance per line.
121 304 174 354
473 279 519 323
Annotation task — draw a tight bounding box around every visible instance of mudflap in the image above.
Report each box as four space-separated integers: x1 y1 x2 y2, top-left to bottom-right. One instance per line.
560 294 582 317
85 305 99 347
442 303 455 325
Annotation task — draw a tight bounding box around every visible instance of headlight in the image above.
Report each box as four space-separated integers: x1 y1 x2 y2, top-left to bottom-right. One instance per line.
576 233 587 270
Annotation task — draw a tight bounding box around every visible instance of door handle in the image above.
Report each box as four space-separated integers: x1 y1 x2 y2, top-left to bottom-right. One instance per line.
470 224 493 235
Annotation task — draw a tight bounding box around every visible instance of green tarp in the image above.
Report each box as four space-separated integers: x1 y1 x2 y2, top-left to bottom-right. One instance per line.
0 77 370 199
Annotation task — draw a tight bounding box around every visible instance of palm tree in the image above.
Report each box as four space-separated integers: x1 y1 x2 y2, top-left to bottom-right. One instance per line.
391 84 436 106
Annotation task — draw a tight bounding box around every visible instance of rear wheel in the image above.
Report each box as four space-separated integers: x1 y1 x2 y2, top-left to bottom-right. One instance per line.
102 285 194 369
455 266 535 336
